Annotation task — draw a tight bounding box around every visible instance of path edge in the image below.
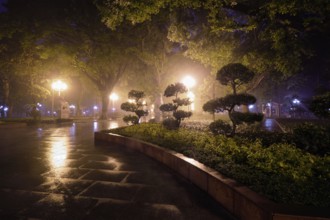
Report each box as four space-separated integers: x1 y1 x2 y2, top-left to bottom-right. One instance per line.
94 131 330 220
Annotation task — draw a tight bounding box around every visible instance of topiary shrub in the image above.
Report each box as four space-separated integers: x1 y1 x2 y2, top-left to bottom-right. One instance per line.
162 118 180 130
209 119 232 135
309 92 330 119
231 111 264 125
123 115 139 125
203 63 263 136
292 123 330 156
121 90 148 124
160 82 193 129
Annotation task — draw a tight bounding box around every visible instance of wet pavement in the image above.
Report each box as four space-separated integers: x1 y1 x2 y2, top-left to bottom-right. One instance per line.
0 120 235 220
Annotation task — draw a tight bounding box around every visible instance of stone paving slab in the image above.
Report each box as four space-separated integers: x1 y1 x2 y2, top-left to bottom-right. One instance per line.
0 122 236 220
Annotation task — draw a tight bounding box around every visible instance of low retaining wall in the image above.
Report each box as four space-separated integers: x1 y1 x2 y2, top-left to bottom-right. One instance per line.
94 132 330 220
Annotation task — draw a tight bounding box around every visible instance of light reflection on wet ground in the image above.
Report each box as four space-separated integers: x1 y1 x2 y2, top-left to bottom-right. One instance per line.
0 120 234 220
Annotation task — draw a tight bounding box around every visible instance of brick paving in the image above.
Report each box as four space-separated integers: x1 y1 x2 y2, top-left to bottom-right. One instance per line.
0 121 235 220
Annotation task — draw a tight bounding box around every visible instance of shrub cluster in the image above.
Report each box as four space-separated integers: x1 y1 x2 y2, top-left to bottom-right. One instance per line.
110 123 330 207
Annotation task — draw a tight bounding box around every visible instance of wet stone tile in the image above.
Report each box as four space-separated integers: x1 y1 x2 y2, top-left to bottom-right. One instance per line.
66 153 84 160
133 185 193 206
20 193 97 220
35 178 94 195
124 172 178 186
85 200 184 220
81 170 128 182
80 182 140 200
0 189 47 218
84 200 131 219
80 161 118 170
81 154 110 161
42 168 90 179
64 159 86 168
0 173 48 190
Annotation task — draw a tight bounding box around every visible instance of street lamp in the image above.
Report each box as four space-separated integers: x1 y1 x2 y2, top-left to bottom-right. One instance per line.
181 76 196 89
182 76 196 111
51 80 67 117
187 91 195 111
52 80 67 96
109 93 119 111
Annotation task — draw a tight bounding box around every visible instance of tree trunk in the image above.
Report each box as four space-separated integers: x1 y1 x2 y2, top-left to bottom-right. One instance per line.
241 105 249 113
99 90 109 120
154 92 163 122
229 111 237 136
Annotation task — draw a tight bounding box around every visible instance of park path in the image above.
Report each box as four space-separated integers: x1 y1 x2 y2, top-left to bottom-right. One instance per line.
0 120 234 220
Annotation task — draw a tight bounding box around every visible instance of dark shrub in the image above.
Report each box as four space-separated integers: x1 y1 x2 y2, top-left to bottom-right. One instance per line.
231 112 263 125
292 123 330 156
123 115 139 125
209 119 232 135
162 118 180 130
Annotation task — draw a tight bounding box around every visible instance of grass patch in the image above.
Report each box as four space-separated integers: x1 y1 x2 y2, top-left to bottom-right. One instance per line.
108 123 330 207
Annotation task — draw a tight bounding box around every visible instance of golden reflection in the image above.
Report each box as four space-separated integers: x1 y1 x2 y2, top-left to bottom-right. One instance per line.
49 138 68 168
93 121 98 131
109 121 119 129
108 157 122 170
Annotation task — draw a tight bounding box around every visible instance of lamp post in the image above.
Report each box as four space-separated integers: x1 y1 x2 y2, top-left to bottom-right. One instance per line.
109 93 119 112
181 76 196 89
51 80 67 117
181 76 196 111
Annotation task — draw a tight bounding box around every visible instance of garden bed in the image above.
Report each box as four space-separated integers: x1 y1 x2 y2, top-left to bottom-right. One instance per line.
105 123 330 208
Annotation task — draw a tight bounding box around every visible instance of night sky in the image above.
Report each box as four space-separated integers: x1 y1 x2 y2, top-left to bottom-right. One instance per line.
0 0 7 12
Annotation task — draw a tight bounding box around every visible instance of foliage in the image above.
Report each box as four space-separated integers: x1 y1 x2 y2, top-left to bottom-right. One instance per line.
203 63 262 136
209 119 232 135
97 0 330 82
162 118 179 130
231 112 263 125
123 115 139 125
216 63 255 94
27 104 41 121
110 123 330 207
309 92 330 119
164 83 188 97
292 123 330 156
160 82 192 129
121 89 148 124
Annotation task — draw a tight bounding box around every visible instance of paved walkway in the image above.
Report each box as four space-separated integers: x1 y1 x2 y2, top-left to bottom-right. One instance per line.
0 120 235 220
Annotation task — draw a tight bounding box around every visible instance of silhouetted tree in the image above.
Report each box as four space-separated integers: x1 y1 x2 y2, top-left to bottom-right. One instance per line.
121 90 148 124
203 63 263 136
160 82 192 129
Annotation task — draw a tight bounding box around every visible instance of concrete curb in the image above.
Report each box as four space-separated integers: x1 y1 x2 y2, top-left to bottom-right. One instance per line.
94 132 330 220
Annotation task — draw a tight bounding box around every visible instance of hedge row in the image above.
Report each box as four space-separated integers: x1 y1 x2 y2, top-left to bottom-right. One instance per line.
108 123 330 207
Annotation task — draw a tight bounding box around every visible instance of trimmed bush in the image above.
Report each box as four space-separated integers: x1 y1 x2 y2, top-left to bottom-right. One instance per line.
209 119 232 135
292 123 330 156
109 123 330 207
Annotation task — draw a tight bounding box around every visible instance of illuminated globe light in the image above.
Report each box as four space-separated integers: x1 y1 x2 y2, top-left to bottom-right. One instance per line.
181 76 196 89
52 80 67 96
109 93 119 101
109 93 119 111
293 98 300 104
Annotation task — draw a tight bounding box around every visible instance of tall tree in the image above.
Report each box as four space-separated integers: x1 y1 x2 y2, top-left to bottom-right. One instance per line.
97 0 330 93
2 0 138 119
203 63 263 136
